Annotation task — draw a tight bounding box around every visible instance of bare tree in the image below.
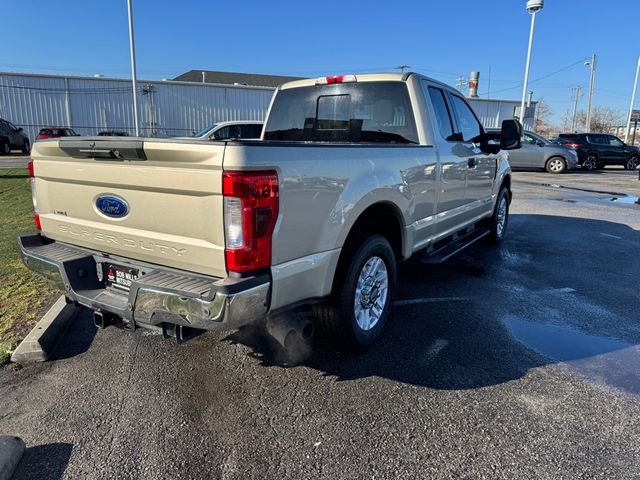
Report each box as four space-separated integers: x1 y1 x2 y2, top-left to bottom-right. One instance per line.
576 107 625 133
533 98 554 137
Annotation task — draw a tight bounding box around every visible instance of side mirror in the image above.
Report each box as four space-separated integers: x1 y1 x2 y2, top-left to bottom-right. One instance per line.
17 127 23 132
500 119 522 150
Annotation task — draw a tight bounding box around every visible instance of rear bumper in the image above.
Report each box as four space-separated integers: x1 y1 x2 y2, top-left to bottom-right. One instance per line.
18 233 270 331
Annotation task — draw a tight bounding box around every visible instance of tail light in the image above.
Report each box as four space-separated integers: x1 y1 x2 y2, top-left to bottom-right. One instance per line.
223 171 279 273
566 143 581 149
28 161 41 230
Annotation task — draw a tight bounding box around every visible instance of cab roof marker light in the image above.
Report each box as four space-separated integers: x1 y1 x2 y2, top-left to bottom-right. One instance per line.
315 75 357 85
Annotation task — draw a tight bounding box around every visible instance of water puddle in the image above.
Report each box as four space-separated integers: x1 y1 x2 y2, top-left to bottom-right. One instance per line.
609 195 639 205
504 315 640 395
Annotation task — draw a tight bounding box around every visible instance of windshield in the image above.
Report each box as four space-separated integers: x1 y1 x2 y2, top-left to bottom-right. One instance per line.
194 123 217 138
264 82 419 144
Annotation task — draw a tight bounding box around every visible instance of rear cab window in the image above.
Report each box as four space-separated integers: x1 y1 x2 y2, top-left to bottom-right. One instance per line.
447 93 482 143
264 81 419 144
425 85 455 141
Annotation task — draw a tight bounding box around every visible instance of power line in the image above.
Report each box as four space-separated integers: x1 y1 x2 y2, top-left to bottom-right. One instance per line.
490 57 591 95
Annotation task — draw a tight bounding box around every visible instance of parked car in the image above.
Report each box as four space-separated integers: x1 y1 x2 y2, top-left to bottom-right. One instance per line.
36 127 79 140
98 130 129 136
486 129 578 173
177 121 263 141
0 118 30 154
20 72 521 350
555 133 640 170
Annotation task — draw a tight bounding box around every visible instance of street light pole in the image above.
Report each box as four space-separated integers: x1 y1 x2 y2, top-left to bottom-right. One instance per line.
127 0 140 137
585 53 596 133
519 1 543 128
624 56 640 143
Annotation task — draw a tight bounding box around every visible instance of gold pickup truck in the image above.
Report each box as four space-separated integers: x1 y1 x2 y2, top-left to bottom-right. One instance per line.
19 73 521 349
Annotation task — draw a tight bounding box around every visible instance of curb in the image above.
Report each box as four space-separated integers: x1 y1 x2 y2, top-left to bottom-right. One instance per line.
0 436 25 480
11 296 80 363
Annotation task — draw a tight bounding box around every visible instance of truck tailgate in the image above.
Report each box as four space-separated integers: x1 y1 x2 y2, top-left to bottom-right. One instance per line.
31 138 227 278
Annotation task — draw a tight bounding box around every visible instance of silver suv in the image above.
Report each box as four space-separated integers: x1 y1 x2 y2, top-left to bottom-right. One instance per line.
0 118 30 155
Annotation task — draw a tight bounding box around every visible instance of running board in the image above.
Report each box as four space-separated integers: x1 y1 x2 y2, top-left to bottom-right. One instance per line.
421 228 489 264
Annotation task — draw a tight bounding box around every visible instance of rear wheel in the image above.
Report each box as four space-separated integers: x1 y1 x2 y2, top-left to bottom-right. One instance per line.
625 155 639 170
22 140 30 154
486 186 510 244
582 153 599 171
313 235 396 350
0 139 10 155
545 156 566 174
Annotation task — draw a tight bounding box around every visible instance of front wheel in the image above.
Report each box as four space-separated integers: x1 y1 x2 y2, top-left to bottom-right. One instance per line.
545 156 566 174
313 235 397 350
625 156 639 170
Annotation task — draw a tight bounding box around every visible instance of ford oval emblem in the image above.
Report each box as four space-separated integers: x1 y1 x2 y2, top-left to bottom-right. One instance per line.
96 195 129 218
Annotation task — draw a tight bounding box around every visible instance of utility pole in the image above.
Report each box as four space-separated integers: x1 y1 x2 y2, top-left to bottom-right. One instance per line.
127 0 140 136
570 85 583 133
585 53 597 133
624 56 640 143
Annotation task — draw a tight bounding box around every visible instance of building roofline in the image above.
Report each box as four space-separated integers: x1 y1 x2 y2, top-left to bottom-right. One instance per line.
0 71 275 91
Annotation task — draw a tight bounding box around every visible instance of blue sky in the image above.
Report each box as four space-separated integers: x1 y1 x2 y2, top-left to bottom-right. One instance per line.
2 0 639 124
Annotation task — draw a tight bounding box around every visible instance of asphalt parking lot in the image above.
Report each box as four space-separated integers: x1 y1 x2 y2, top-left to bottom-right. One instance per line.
0 154 30 169
0 167 639 479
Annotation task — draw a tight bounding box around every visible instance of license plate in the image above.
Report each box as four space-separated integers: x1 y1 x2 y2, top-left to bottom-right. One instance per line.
104 263 138 291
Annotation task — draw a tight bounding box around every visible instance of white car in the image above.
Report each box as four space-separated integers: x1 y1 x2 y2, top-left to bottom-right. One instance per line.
179 121 263 141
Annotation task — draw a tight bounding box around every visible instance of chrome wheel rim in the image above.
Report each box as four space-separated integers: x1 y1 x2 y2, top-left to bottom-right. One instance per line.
354 256 388 331
584 156 597 170
629 157 639 170
496 197 507 237
2 143 8 154
548 158 564 172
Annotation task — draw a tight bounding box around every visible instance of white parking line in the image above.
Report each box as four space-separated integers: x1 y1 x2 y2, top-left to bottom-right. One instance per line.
394 297 468 306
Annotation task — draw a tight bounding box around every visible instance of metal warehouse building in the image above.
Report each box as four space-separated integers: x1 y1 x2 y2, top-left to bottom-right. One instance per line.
0 70 534 143
0 71 274 142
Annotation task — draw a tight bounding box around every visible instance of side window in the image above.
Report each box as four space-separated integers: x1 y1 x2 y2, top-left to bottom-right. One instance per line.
608 136 624 147
523 133 537 145
242 124 262 138
587 135 605 145
448 94 482 143
213 126 230 140
426 86 454 141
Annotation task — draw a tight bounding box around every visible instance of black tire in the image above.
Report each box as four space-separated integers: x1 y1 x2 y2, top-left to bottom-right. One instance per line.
596 162 606 170
486 186 510 244
22 140 30 155
0 139 10 156
545 156 566 174
312 235 397 350
625 155 639 170
582 152 599 171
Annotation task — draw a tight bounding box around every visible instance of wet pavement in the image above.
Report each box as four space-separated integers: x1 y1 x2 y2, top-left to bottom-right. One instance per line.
0 168 639 479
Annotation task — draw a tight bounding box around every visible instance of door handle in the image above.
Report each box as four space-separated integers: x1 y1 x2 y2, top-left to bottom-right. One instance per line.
468 158 477 168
